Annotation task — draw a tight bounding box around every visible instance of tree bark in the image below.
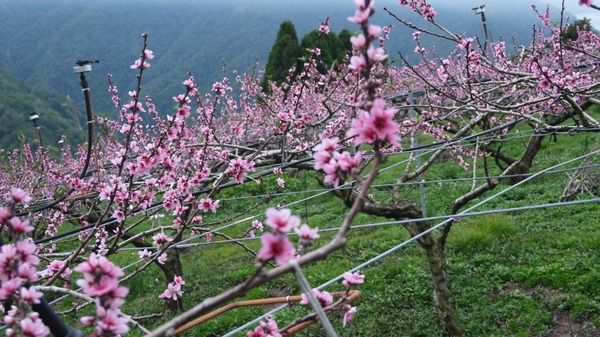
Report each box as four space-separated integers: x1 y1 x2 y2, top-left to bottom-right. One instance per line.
422 240 463 336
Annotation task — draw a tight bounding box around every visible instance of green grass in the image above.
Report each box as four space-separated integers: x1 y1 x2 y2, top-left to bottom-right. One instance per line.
53 124 600 336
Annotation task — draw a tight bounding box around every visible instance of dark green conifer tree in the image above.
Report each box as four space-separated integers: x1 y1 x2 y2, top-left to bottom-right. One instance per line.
263 21 303 90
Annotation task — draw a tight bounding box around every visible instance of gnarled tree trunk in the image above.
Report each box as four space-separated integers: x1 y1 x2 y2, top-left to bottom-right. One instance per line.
422 240 463 336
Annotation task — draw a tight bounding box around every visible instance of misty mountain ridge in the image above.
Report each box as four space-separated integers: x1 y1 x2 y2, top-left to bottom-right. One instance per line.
0 0 569 119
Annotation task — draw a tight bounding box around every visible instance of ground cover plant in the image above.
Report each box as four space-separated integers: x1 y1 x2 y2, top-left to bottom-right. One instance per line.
0 1 599 336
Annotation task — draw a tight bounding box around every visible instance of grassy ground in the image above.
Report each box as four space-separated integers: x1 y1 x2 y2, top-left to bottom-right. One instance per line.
52 119 600 336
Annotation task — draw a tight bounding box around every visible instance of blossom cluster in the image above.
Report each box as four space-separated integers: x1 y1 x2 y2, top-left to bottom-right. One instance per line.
257 208 319 265
313 138 363 187
225 158 256 184
348 1 387 73
75 253 129 337
0 189 48 337
399 0 437 20
159 275 185 301
246 317 282 337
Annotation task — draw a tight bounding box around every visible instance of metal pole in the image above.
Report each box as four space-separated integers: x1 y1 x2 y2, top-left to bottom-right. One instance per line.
29 112 45 171
290 260 339 337
408 91 427 217
473 5 490 55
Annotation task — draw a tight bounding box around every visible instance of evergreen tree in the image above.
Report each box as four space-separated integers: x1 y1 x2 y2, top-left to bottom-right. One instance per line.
299 28 355 74
263 21 303 89
338 29 354 55
300 30 343 72
562 17 593 42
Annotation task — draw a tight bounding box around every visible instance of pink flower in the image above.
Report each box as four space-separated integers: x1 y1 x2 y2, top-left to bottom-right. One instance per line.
159 283 182 301
160 275 185 300
247 326 266 337
580 0 593 6
143 49 154 59
95 307 130 335
314 137 338 153
342 271 365 288
348 98 399 146
0 278 21 300
19 317 49 337
199 198 220 213
334 151 362 172
0 207 10 224
153 233 171 246
295 224 319 242
248 318 282 337
212 81 225 95
342 305 357 327
459 37 473 50
319 23 330 34
252 219 264 231
173 275 185 286
138 249 152 260
300 288 333 307
20 287 43 304
225 158 256 184
42 260 72 279
130 58 150 69
349 55 367 72
260 318 282 337
265 208 300 233
368 25 382 39
75 253 123 297
157 253 168 265
11 188 31 204
9 217 34 234
276 178 285 189
313 138 339 171
350 34 366 49
257 233 296 265
347 0 374 24
112 209 125 223
421 4 437 20
367 46 387 63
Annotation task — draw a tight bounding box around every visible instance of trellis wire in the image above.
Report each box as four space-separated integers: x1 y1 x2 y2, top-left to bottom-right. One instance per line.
36 121 597 247
111 161 600 252
35 126 599 316
32 124 490 313
222 148 600 336
35 117 525 246
35 142 445 311
214 162 600 202
110 197 600 251
27 149 600 332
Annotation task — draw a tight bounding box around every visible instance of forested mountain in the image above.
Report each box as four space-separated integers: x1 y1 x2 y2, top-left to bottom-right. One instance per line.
0 70 84 149
0 0 565 117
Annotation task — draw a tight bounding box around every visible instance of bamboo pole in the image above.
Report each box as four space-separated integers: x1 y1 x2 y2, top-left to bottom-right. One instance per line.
174 290 361 335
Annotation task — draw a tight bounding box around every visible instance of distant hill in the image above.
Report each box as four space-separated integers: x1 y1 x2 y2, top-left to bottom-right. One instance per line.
0 70 84 149
0 0 565 115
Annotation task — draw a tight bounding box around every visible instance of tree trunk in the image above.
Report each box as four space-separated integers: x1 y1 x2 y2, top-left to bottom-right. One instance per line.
422 241 463 336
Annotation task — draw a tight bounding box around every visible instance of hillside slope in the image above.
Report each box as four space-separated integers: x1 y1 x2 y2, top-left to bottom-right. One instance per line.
0 0 563 114
0 70 84 149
